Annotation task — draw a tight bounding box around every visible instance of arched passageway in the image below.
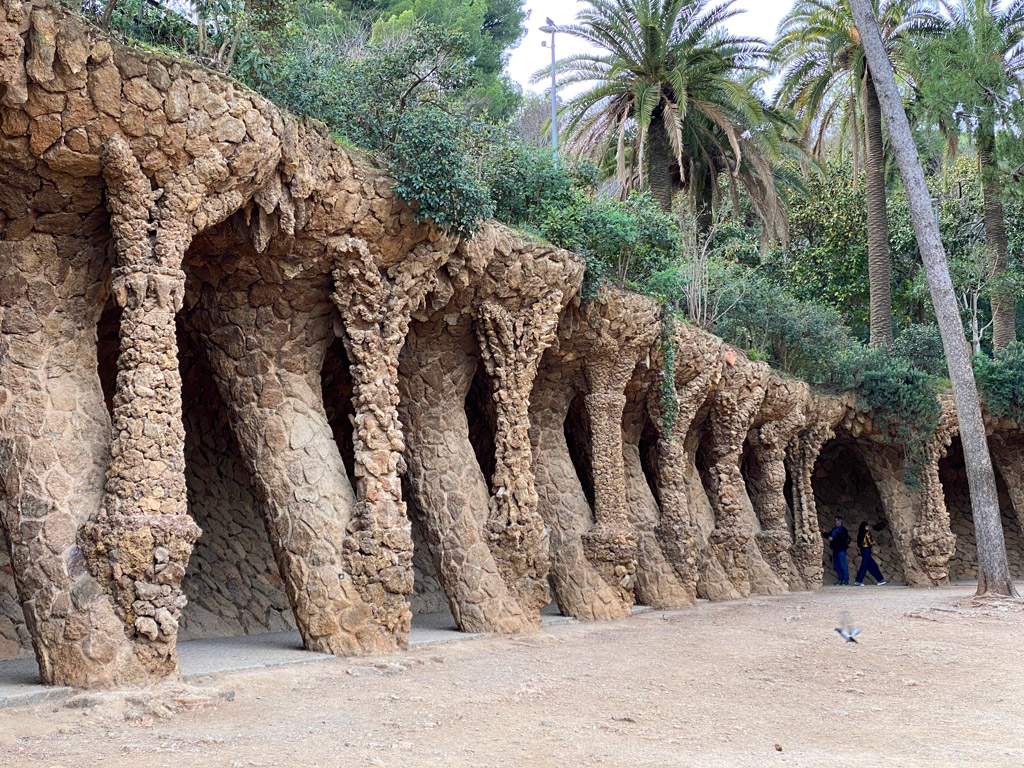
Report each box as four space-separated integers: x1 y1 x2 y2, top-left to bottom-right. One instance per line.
813 441 905 584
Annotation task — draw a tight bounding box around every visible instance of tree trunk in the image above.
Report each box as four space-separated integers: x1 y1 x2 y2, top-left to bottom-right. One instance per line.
648 120 674 213
862 70 894 348
978 123 1017 351
850 0 1017 598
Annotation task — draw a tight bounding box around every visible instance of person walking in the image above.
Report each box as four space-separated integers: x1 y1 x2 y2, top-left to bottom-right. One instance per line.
855 521 887 586
828 516 851 585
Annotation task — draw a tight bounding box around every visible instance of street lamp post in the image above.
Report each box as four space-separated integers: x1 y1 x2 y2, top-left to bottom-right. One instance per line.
539 19 558 159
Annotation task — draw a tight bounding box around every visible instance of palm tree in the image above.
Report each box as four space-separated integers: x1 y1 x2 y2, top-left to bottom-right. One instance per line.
535 0 795 238
774 0 938 348
918 0 1024 351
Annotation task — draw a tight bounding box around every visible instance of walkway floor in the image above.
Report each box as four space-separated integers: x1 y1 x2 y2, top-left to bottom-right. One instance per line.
0 605 577 708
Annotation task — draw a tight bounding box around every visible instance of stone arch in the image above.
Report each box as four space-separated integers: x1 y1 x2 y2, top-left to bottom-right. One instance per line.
939 436 1024 581
812 439 906 584
563 392 596 511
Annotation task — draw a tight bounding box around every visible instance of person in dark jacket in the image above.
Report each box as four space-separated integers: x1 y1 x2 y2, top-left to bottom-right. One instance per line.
855 521 887 586
828 516 850 585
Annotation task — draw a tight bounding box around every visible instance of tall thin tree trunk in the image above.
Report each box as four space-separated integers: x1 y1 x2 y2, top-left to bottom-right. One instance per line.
979 122 1017 351
862 69 893 348
648 120 674 213
850 0 1017 597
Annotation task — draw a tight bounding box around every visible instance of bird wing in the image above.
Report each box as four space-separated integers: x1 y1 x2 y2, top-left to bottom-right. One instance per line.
839 611 853 632
850 628 862 637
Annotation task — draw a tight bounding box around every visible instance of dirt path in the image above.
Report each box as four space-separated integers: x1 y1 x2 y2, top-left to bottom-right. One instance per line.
2 585 1022 767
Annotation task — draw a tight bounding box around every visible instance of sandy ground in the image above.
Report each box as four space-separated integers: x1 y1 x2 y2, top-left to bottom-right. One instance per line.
2 584 1023 768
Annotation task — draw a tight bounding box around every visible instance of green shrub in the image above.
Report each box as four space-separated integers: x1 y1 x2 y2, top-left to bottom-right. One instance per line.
827 346 941 487
891 324 946 376
975 342 1024 425
540 191 681 292
709 267 854 383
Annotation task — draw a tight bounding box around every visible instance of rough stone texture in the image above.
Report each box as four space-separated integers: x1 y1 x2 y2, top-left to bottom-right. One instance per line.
1 3 1024 687
942 436 1024 581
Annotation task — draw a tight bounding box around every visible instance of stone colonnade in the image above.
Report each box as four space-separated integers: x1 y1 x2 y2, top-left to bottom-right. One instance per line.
1 4 1023 689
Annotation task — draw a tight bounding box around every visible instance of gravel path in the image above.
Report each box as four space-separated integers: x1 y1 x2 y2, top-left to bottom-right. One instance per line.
2 584 1021 767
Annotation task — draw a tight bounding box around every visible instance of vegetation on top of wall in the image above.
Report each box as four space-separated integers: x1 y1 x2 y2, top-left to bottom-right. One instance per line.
975 342 1024 426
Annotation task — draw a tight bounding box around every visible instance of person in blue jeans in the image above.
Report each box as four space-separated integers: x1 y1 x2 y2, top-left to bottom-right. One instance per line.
854 521 887 586
828 516 850 585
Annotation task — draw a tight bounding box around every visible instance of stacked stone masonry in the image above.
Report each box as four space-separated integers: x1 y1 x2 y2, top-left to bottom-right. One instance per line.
0 3 1023 685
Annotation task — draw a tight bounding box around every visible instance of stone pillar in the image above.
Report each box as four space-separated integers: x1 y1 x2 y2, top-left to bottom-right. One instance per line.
647 323 723 602
473 292 560 615
399 316 533 633
529 368 632 620
80 135 200 678
703 354 773 597
329 237 451 648
910 406 957 584
622 386 693 609
578 292 658 599
858 445 935 587
746 379 809 589
786 419 833 590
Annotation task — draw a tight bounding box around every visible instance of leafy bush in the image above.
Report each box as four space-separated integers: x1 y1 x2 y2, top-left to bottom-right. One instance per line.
825 345 941 487
540 191 681 292
891 324 946 376
708 266 854 383
975 342 1024 425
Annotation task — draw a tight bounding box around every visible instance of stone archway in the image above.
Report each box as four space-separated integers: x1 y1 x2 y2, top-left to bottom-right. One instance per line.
939 437 1024 581
813 441 906 584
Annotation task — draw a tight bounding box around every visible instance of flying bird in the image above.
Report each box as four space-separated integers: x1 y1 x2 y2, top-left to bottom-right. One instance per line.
835 611 862 643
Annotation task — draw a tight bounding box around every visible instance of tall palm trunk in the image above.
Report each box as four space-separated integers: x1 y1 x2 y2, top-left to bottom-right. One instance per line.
851 0 1016 597
978 123 1017 351
648 120 674 213
862 69 893 348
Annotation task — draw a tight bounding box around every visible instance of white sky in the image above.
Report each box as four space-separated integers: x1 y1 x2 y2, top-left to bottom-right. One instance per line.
507 0 793 93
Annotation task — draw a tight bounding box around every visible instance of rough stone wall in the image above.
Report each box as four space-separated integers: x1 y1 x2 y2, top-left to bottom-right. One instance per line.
177 328 295 640
941 438 1024 581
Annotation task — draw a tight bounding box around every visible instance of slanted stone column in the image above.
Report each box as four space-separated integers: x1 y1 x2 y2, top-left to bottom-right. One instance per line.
858 443 934 587
0 232 142 688
647 323 723 602
703 354 772 597
746 378 809 588
329 237 451 645
786 417 834 590
473 292 561 614
991 435 1024 539
622 383 693 609
911 403 957 584
578 291 658 597
529 367 632 620
400 316 532 633
81 135 201 678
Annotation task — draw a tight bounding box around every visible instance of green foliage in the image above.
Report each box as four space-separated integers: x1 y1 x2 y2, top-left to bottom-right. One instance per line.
242 24 492 236
891 324 946 377
708 265 855 384
477 130 596 226
825 346 942 487
975 342 1024 425
658 314 680 435
540 192 681 291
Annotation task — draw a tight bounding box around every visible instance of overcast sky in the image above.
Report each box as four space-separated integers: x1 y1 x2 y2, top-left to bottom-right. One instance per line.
507 0 793 93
